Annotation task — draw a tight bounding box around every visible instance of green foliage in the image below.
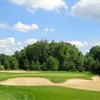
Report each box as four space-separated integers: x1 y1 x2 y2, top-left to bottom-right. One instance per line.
75 52 84 72
13 40 84 71
9 57 19 70
89 46 100 61
46 56 59 71
0 62 4 70
1 40 100 74
62 60 76 71
30 61 41 71
3 59 10 70
18 40 85 71
41 63 47 71
0 40 84 71
4 40 100 74
84 46 100 74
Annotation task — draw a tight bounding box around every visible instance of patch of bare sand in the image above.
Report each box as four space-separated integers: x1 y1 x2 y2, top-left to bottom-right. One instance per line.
0 70 37 73
0 76 100 91
60 76 100 91
0 77 55 86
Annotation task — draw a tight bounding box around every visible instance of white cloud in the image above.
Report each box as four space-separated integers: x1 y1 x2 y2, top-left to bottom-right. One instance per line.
0 23 9 29
3 48 12 54
1 38 100 55
17 42 22 46
44 27 54 32
0 37 16 47
95 41 100 46
68 41 88 47
71 0 100 19
25 38 38 45
0 37 18 55
91 40 100 46
0 22 39 33
13 22 39 32
9 0 68 12
41 27 55 35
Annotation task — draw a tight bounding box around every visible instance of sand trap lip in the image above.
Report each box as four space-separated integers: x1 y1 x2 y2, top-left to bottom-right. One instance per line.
61 76 100 91
0 70 37 73
0 77 54 86
0 76 100 91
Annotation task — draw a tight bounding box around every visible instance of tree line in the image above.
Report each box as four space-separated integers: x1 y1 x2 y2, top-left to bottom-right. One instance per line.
0 40 100 74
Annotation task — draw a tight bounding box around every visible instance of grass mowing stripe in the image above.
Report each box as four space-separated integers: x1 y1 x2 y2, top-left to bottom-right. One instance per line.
0 85 100 100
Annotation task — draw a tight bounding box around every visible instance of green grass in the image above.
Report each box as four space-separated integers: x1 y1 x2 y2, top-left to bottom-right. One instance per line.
0 71 93 83
0 85 100 100
0 71 99 100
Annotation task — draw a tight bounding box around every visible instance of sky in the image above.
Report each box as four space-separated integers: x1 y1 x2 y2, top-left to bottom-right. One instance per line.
0 0 100 55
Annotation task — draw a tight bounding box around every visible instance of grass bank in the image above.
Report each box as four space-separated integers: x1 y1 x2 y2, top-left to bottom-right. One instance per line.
0 71 93 83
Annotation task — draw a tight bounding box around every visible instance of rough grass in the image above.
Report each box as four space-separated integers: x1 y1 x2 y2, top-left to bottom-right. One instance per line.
0 85 100 100
0 71 93 83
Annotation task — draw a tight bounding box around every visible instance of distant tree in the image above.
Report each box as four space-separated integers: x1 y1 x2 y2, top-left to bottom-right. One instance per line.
0 54 6 65
84 46 100 74
75 52 84 72
14 51 20 60
0 40 90 72
46 56 59 71
26 40 49 65
17 49 28 69
89 46 100 61
24 59 30 70
3 59 10 70
9 57 19 70
30 61 41 71
49 40 58 56
0 62 4 70
41 63 47 71
84 54 95 73
93 59 100 74
62 60 76 71
13 40 85 71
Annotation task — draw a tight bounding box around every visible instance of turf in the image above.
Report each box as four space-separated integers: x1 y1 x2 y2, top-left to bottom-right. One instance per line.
0 71 99 100
0 71 93 83
0 85 100 100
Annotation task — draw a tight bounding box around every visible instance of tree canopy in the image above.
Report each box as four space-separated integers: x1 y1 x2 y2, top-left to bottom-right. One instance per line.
0 40 100 74
84 46 100 74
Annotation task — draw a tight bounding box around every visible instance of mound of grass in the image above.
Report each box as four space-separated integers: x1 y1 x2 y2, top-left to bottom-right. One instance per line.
0 85 100 100
0 71 93 83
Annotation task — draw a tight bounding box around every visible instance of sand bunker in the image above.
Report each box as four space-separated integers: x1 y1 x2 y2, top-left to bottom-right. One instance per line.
0 76 100 91
60 76 100 91
0 77 54 86
0 70 37 73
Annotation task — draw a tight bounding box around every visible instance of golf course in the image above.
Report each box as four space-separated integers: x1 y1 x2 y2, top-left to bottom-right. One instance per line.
0 71 100 100
1 0 100 100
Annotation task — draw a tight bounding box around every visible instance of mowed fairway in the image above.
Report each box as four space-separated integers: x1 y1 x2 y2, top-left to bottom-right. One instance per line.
0 71 100 100
0 86 100 100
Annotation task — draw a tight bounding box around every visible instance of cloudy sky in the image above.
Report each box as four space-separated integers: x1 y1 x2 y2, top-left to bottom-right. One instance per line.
0 0 100 55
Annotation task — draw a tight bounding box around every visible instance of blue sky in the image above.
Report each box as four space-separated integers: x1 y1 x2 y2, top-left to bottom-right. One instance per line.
0 0 100 55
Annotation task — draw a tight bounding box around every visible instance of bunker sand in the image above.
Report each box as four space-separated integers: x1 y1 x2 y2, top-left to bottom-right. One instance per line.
0 76 100 91
0 70 37 73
